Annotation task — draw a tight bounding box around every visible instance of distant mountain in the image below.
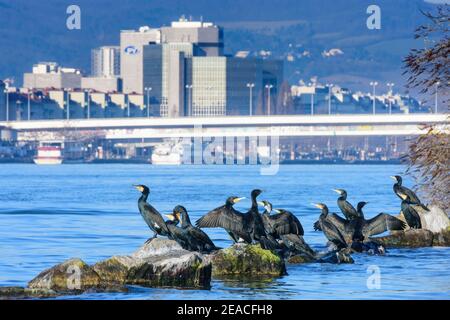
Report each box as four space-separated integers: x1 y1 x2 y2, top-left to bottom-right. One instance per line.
0 0 439 93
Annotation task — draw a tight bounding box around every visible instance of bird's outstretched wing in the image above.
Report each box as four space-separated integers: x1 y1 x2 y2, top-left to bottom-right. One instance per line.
196 205 247 233
363 213 407 237
268 211 304 236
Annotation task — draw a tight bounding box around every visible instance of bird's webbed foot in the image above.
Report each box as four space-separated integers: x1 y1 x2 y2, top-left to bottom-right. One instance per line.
144 234 158 244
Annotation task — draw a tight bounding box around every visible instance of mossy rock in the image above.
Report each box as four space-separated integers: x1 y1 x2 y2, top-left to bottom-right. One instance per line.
0 286 58 299
287 254 316 264
28 258 103 293
209 244 286 277
93 239 212 289
92 255 134 284
126 252 211 289
371 229 434 248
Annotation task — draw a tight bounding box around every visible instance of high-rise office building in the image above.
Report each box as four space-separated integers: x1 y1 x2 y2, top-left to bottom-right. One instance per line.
118 17 283 117
184 56 263 117
91 46 120 77
120 18 222 95
160 16 223 56
120 26 161 94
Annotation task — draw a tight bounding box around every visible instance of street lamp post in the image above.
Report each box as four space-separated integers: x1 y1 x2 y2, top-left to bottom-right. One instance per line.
84 89 91 119
326 84 333 115
387 83 394 114
16 100 22 121
369 81 378 115
127 95 131 117
4 89 9 121
66 88 71 120
265 84 273 116
246 83 255 116
27 87 32 120
434 81 440 114
185 84 193 116
145 87 152 117
308 83 315 115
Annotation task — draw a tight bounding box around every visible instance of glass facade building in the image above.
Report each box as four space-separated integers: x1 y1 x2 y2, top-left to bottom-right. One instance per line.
142 45 163 116
120 19 284 117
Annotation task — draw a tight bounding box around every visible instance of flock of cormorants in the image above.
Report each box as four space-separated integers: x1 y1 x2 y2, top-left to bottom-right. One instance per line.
133 175 427 257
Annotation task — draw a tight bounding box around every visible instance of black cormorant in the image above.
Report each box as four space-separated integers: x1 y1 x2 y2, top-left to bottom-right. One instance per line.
398 192 422 229
315 201 407 243
246 189 279 250
164 213 191 250
259 201 304 237
333 189 360 220
259 201 313 256
352 201 407 240
197 190 278 250
313 203 348 249
195 196 252 243
391 175 429 211
166 205 217 253
134 184 171 241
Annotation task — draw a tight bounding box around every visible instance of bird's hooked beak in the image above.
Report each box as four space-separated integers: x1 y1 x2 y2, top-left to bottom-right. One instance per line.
258 201 272 212
133 185 144 192
390 176 397 181
165 214 176 221
332 189 343 194
233 197 246 204
313 203 325 209
165 211 181 221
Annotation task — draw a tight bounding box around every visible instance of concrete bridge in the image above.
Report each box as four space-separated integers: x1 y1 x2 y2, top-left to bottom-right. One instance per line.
0 114 448 142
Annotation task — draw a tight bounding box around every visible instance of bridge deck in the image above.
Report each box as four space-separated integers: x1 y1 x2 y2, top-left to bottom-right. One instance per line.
0 114 448 130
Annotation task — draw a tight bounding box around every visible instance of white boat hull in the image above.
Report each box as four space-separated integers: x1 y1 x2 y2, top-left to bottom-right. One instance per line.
33 158 63 165
151 154 182 165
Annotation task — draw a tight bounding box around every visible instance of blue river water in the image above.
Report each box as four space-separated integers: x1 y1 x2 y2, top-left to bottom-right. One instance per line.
0 164 449 300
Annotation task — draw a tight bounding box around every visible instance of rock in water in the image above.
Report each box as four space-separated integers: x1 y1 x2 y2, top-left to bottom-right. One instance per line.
28 258 103 292
0 286 58 299
208 243 286 277
432 227 450 246
92 256 134 284
93 238 211 289
287 254 316 264
371 229 435 248
316 249 354 264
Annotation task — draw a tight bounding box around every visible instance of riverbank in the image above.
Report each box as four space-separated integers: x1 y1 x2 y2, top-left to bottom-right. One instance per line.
0 158 402 165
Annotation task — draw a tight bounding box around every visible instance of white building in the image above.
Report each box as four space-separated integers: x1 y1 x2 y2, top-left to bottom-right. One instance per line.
91 46 120 77
23 62 82 90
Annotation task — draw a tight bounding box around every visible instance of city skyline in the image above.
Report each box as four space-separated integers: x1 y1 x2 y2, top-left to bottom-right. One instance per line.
0 0 444 95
